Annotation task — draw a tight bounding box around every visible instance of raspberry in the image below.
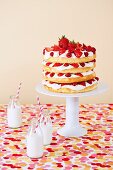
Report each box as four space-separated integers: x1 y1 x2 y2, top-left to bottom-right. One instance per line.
80 63 85 67
58 73 64 77
50 73 55 77
50 52 54 56
46 62 52 66
66 52 72 58
71 63 79 68
79 81 86 86
84 52 88 57
45 72 50 76
74 49 82 58
53 63 63 67
95 77 99 81
65 73 71 77
64 63 69 67
87 79 93 84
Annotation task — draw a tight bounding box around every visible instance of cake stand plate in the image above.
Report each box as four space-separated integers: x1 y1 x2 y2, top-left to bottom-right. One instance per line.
36 83 107 137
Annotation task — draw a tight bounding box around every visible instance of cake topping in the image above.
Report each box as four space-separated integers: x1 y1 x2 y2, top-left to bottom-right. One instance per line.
43 36 96 58
74 49 82 58
59 35 69 49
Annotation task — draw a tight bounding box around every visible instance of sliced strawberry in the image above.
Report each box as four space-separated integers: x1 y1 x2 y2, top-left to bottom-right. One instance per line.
66 52 72 58
76 43 83 50
43 49 45 55
50 52 54 56
65 73 71 77
52 45 60 51
71 63 79 68
68 42 76 52
58 73 64 77
45 72 50 76
53 63 63 67
75 73 83 77
84 52 89 57
59 48 66 55
80 63 85 67
95 77 99 81
73 82 77 86
74 49 82 58
68 41 76 49
87 79 93 84
45 47 53 52
50 73 55 77
46 62 52 66
79 81 86 86
64 63 69 67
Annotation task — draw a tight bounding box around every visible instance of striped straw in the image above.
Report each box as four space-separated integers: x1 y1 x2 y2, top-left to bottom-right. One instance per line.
15 82 22 101
37 96 44 122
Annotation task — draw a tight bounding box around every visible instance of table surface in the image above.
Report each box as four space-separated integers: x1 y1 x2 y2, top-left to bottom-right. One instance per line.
0 104 113 170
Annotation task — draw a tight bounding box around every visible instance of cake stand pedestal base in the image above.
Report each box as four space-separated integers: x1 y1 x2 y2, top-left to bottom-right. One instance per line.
57 97 87 137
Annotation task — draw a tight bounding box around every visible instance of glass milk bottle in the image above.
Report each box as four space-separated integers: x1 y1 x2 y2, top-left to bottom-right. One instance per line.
40 110 52 145
27 119 43 158
7 95 22 128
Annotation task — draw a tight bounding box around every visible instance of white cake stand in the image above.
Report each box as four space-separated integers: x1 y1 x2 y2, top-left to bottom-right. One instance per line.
36 83 107 137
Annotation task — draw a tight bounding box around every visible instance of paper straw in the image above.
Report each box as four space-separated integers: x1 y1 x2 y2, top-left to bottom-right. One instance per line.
15 82 22 101
37 96 44 122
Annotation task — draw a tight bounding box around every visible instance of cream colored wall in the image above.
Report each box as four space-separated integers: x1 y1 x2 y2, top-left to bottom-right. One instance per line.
0 0 113 104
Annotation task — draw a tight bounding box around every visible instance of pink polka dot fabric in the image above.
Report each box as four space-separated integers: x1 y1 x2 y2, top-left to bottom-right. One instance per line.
0 104 113 169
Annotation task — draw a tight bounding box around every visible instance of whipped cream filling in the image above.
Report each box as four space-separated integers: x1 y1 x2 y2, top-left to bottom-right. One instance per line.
42 79 98 91
43 70 94 79
42 61 94 70
44 50 94 60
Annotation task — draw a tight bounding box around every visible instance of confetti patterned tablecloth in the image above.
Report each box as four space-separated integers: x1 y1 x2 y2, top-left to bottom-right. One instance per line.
0 104 113 170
